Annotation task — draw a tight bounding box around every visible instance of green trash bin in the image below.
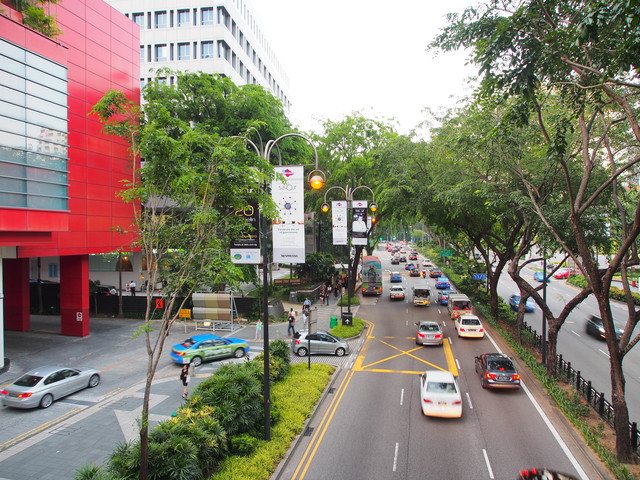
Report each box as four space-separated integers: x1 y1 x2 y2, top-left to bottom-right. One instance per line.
330 316 338 328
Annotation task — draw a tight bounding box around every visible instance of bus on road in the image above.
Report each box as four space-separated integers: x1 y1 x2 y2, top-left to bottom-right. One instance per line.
362 255 383 296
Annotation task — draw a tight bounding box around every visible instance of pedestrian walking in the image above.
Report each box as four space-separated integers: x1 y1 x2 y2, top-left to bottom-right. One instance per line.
303 297 311 310
287 308 296 337
319 286 326 305
302 308 308 328
129 280 136 296
179 363 191 399
255 318 263 340
326 283 332 304
334 281 340 298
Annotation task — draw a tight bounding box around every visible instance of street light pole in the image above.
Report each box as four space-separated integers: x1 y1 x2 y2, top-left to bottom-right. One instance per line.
236 131 324 441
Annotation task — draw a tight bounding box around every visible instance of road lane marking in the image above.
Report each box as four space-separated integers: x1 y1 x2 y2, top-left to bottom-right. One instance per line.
482 448 495 479
571 330 581 337
485 331 589 480
400 388 404 406
455 358 461 371
0 408 82 452
465 392 473 409
599 349 610 358
392 442 399 472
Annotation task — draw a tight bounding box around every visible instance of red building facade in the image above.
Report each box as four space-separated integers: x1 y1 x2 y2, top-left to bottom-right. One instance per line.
0 0 139 350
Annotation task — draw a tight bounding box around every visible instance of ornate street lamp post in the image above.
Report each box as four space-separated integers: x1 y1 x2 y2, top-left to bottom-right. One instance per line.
237 132 324 441
321 185 377 318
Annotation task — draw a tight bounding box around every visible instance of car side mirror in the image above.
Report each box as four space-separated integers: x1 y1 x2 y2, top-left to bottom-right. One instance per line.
414 322 419 326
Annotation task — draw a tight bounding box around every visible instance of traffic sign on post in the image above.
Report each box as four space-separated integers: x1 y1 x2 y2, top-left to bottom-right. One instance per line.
472 273 486 280
440 249 452 257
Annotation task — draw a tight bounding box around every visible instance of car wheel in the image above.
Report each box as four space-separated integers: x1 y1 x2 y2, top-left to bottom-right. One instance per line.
297 346 308 357
40 393 54 409
88 374 100 388
191 356 203 367
233 347 245 358
335 347 346 357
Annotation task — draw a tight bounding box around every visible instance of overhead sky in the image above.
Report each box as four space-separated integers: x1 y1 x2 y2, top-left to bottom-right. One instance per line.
252 0 480 136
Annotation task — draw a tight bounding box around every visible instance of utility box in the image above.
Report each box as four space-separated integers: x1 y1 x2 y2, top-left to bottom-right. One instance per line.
330 316 338 328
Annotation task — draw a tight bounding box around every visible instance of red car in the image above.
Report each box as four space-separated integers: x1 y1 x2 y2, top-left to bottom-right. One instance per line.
553 268 578 279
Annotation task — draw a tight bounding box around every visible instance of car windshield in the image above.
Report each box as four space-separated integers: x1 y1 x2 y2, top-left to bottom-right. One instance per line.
427 381 457 394
15 374 43 387
420 324 439 332
488 359 514 371
182 338 198 347
462 318 480 325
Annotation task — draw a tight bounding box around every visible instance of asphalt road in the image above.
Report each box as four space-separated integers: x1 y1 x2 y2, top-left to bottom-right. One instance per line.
278 249 609 480
496 267 640 421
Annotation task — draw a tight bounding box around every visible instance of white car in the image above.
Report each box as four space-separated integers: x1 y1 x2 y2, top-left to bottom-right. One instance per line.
419 370 462 418
455 314 485 338
389 285 405 300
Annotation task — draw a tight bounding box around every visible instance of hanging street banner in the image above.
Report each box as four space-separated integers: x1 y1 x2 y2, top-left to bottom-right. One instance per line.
272 165 305 263
352 200 368 246
332 200 347 245
230 201 260 264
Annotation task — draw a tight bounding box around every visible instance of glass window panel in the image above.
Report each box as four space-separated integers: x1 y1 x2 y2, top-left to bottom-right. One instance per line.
140 46 145 63
0 70 26 91
0 131 27 150
201 41 214 59
27 166 67 184
0 85 26 106
26 73 68 100
0 116 27 136
0 147 26 164
27 195 67 210
25 52 66 80
0 192 26 208
154 11 167 28
155 44 167 62
26 109 67 132
27 152 67 170
0 55 26 77
0 176 26 193
177 9 190 26
26 96 67 121
201 7 213 25
0 100 26 121
177 43 190 60
133 13 144 29
0 39 26 62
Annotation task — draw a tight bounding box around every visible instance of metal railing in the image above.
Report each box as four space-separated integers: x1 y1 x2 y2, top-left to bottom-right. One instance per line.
521 321 640 453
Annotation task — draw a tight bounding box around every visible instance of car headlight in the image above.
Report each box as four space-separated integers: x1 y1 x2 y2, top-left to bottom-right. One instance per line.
598 327 605 333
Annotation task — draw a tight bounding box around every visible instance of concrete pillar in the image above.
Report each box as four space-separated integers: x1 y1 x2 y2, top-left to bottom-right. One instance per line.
60 255 89 337
3 257 30 332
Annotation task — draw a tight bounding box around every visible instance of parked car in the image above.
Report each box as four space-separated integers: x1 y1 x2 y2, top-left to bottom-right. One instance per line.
419 370 462 418
389 285 405 300
292 330 349 357
390 271 402 283
533 271 550 283
585 314 623 341
95 285 117 295
475 353 521 389
170 334 249 366
509 294 536 312
415 321 443 346
455 314 485 338
435 276 451 289
409 268 421 277
554 268 579 279
429 268 442 278
1 365 100 409
437 288 456 305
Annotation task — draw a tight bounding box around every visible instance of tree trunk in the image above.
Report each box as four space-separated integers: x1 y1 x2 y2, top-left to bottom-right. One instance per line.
546 324 559 377
609 337 633 461
139 377 152 479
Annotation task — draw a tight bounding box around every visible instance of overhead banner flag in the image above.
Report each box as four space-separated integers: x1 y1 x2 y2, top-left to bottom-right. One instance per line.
272 165 305 263
230 201 260 264
332 200 347 245
352 200 368 246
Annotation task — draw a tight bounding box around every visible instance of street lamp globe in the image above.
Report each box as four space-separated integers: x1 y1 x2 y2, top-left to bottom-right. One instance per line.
308 170 326 190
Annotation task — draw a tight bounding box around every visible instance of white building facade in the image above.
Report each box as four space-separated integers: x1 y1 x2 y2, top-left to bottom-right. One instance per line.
105 0 290 110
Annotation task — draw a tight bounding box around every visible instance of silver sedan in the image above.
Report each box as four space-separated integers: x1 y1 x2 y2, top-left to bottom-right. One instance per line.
415 321 443 346
1 365 101 409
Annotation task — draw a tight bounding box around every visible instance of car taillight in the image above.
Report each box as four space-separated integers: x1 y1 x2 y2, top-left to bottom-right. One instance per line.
295 339 300 345
485 373 496 380
176 351 185 356
423 398 433 403
17 392 33 398
459 327 466 332
0 389 6 395
435 334 442 339
453 400 462 405
417 333 425 339
453 313 459 318
479 328 484 332
512 374 520 380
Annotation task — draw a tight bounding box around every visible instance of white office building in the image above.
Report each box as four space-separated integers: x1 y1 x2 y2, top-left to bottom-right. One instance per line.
105 0 290 110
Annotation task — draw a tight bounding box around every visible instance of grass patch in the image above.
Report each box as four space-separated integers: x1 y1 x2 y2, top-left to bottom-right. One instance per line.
330 317 365 338
208 363 334 480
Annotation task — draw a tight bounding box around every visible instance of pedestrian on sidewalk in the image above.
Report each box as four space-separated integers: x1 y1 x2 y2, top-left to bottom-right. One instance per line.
129 280 136 296
303 297 311 312
302 308 308 328
255 318 263 340
319 285 326 305
327 283 332 302
287 308 297 337
180 362 191 399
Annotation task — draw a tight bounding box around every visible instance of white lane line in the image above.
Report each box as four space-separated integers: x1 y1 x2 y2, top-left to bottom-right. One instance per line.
400 388 404 406
392 442 399 472
482 448 495 479
455 358 461 370
465 392 473 409
599 349 610 358
571 330 581 337
485 331 589 480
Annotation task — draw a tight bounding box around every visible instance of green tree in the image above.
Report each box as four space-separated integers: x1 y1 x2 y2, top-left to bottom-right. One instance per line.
296 252 335 283
431 0 640 460
91 72 289 479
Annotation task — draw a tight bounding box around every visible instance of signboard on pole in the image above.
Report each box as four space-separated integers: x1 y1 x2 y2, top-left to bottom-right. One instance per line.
230 201 260 264
272 165 306 263
332 200 347 245
352 200 368 246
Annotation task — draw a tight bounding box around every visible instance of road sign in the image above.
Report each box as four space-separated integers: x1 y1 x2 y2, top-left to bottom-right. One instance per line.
472 273 486 280
440 249 452 257
156 298 164 309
